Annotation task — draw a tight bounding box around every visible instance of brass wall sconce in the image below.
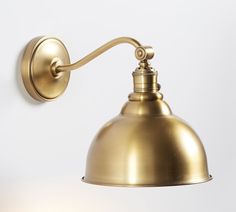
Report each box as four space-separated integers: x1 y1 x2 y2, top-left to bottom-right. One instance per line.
21 36 212 187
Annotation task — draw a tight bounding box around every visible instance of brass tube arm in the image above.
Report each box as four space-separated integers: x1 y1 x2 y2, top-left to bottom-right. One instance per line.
55 37 154 73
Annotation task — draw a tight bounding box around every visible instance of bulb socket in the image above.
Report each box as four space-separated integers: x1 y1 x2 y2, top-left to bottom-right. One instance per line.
132 66 159 93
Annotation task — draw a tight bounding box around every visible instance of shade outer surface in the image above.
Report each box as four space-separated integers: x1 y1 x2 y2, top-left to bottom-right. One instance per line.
83 97 212 187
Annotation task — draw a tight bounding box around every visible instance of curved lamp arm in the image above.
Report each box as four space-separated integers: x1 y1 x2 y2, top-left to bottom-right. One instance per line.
55 37 155 73
21 36 155 102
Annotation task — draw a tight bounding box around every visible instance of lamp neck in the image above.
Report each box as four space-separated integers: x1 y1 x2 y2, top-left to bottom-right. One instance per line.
133 61 159 93
129 61 163 101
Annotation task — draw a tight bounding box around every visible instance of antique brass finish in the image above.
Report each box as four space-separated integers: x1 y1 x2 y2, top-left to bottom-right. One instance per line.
21 37 70 101
83 96 212 186
20 35 212 187
83 61 212 186
21 36 154 101
56 37 154 73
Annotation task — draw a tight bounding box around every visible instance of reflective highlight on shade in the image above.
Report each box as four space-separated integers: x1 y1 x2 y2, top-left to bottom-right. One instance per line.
128 151 139 184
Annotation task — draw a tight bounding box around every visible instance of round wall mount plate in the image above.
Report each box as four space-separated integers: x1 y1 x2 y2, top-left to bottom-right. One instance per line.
21 36 70 102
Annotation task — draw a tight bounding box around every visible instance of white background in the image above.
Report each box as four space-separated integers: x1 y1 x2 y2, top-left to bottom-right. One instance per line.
0 0 235 211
